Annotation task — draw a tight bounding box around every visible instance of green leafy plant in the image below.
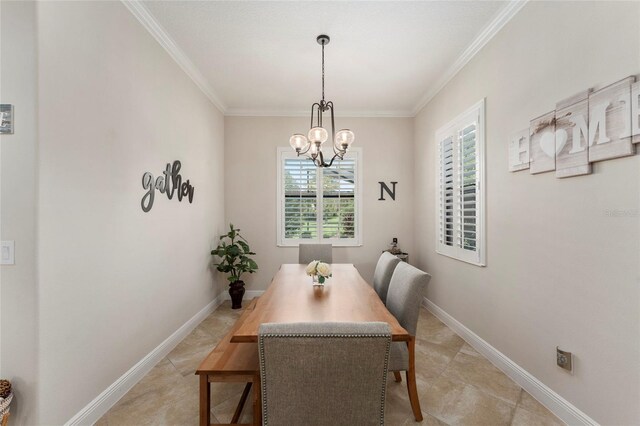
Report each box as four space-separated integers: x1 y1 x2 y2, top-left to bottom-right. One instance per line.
211 224 258 284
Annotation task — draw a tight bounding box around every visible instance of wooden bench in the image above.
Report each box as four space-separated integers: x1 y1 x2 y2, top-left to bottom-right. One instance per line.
196 298 261 426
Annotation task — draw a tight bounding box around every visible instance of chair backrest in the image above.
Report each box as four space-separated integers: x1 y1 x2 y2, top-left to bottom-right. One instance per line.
372 252 402 304
259 322 391 426
298 243 333 264
386 263 431 336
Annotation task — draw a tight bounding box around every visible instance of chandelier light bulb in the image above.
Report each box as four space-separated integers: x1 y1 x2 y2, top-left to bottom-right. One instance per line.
289 134 309 151
308 127 328 144
335 129 355 150
309 143 319 156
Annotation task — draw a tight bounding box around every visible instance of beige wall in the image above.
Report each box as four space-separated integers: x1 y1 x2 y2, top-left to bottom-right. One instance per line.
224 116 414 289
0 2 39 424
0 2 226 423
413 2 640 424
3 1 638 424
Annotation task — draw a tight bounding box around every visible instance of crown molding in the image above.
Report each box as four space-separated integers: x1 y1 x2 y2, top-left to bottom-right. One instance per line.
411 0 528 116
121 0 228 113
224 108 415 118
123 0 526 118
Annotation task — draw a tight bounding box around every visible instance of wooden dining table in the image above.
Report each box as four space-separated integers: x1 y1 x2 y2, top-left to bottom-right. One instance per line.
231 263 410 343
225 263 423 423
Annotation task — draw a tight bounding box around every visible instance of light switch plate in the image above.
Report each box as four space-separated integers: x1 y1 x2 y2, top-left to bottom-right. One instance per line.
1 241 15 265
0 105 14 134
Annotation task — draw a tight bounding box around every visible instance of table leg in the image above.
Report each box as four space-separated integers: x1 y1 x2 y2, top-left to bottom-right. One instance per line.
232 383 252 423
406 336 423 422
200 374 211 426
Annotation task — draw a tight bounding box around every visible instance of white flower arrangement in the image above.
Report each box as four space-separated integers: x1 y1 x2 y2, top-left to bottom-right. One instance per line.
306 260 332 284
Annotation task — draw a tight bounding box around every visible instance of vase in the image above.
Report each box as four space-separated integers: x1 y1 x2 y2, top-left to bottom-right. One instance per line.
229 280 245 309
311 275 324 287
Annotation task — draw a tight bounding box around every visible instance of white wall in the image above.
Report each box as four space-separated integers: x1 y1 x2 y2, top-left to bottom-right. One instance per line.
0 2 40 424
224 117 414 290
413 2 640 425
28 2 225 423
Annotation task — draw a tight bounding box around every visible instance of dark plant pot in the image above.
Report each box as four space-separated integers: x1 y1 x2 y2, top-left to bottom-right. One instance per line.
229 280 245 309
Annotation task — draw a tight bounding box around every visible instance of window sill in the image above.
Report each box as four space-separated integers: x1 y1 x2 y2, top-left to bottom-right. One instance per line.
435 249 486 267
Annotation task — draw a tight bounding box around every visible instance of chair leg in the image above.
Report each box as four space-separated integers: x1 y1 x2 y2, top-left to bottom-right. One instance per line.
393 371 402 382
406 337 423 422
199 375 211 426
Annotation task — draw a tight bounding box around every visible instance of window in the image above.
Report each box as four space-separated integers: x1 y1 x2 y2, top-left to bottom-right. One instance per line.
435 99 485 266
277 147 362 246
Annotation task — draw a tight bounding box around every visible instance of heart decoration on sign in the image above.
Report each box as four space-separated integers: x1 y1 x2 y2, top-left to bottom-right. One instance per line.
539 130 567 158
539 132 556 158
555 129 568 155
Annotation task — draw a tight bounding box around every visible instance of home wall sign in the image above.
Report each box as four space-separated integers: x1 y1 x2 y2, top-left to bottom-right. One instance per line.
141 160 194 212
378 181 397 201
508 76 640 178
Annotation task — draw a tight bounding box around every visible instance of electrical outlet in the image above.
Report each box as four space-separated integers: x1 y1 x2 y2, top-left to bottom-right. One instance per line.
556 347 572 372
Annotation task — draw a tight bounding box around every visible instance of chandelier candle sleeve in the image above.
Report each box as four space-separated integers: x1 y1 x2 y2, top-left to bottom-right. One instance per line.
289 34 356 168
289 134 309 152
335 129 355 150
309 127 329 144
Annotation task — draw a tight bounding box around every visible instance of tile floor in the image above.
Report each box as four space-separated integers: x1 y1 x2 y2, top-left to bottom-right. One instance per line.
97 301 564 426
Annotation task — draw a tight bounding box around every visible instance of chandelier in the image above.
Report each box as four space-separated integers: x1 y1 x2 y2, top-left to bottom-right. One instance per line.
289 35 355 168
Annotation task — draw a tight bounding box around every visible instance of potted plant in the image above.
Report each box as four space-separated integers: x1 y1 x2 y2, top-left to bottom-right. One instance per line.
211 224 258 309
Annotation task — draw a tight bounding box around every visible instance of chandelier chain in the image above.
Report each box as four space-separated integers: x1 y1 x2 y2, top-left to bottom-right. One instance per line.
321 44 325 102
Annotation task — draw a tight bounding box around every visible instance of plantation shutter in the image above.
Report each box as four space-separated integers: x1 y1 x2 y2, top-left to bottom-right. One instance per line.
439 136 455 247
458 124 478 251
435 100 485 266
322 158 356 239
283 158 318 239
278 148 361 246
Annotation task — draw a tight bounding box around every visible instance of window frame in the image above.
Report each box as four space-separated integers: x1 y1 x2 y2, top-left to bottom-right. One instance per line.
277 147 363 247
434 99 486 266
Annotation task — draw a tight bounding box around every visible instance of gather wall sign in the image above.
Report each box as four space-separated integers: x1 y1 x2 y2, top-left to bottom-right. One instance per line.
141 160 195 212
508 75 640 177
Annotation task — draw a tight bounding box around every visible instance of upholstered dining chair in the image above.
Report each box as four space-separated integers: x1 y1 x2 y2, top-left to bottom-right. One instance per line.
386 262 431 421
372 252 402 304
258 322 391 426
298 243 333 264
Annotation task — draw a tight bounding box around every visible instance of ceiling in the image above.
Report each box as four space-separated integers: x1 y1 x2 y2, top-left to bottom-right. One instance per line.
135 1 523 116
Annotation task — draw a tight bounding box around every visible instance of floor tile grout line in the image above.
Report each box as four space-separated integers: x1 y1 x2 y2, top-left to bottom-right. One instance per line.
509 388 525 426
421 309 561 425
165 355 180 372
416 308 524 423
415 332 462 423
439 355 522 408
425 320 523 410
414 307 464 423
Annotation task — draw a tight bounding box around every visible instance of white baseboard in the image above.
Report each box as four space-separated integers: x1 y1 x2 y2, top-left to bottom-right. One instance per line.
66 292 227 426
422 297 598 426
